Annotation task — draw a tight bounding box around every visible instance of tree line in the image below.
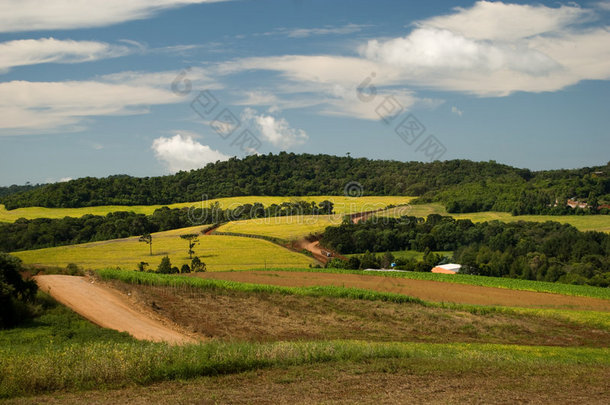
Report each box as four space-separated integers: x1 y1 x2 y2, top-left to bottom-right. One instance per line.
0 200 334 253
2 153 608 215
320 214 610 286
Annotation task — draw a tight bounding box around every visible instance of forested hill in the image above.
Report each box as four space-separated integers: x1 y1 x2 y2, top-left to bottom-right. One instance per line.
2 153 609 215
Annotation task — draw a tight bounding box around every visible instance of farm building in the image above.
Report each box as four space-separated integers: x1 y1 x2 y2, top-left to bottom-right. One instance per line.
431 264 461 274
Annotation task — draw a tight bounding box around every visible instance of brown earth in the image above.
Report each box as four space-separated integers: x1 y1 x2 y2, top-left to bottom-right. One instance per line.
8 360 609 405
196 270 610 311
292 239 346 264
35 275 197 344
109 281 610 347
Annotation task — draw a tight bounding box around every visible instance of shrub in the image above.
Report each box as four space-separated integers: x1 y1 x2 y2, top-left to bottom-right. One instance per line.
156 256 172 274
0 253 38 328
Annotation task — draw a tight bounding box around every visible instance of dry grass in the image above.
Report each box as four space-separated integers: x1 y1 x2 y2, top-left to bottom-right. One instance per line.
109 281 610 347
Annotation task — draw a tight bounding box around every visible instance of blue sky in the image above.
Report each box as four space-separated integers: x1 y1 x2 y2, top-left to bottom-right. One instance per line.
1 0 609 186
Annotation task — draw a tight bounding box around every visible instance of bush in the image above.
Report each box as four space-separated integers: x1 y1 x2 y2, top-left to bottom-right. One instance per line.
181 264 191 274
0 253 38 328
191 256 206 272
156 256 172 274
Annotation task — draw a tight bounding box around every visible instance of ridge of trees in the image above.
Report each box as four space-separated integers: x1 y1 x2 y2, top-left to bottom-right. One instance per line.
2 153 608 215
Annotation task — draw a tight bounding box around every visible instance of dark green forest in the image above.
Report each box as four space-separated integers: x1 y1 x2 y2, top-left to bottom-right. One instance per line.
0 200 333 252
2 153 609 215
320 215 610 286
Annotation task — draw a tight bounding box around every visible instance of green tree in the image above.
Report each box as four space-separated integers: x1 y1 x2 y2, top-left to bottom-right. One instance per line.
180 264 191 273
157 256 172 274
0 253 37 329
191 256 206 272
180 233 199 259
137 262 149 272
139 233 153 256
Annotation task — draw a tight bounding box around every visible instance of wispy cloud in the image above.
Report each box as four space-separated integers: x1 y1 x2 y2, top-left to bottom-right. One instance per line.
0 38 133 73
0 68 216 134
286 23 368 38
451 106 463 117
215 1 610 103
0 0 230 33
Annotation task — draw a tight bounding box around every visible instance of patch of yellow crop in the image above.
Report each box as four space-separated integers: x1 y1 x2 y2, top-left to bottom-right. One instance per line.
380 204 610 233
13 225 314 271
0 196 413 222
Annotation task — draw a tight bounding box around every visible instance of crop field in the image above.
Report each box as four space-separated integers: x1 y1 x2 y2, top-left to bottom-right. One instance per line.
0 196 413 222
195 270 610 312
281 267 610 300
382 204 610 232
12 225 314 271
216 214 340 240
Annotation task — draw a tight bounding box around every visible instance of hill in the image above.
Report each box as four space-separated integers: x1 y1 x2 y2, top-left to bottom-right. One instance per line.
3 153 609 214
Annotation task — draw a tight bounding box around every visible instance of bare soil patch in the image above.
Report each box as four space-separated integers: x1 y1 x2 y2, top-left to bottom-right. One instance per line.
106 281 610 347
35 275 196 344
197 270 610 311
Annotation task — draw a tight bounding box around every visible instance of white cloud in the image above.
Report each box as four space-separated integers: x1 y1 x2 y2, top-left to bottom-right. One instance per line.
216 2 610 99
451 106 463 116
0 68 217 133
0 0 230 33
242 108 308 149
421 1 593 40
0 38 132 73
152 133 229 173
360 27 560 75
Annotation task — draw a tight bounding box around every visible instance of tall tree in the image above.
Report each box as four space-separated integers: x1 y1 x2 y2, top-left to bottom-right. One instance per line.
180 233 199 259
139 233 153 256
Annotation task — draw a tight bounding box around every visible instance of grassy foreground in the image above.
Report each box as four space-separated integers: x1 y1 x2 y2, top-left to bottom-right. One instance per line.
13 226 314 271
2 335 607 398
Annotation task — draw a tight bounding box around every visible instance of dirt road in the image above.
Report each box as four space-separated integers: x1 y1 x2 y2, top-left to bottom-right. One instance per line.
35 275 196 344
197 270 610 311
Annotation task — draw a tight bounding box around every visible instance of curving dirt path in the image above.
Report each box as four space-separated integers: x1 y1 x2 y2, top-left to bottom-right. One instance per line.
196 271 610 311
35 275 196 344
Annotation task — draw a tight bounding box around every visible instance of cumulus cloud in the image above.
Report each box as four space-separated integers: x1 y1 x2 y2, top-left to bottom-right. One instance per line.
0 38 132 73
0 0 230 33
451 106 463 116
242 108 308 149
360 27 560 75
152 133 229 173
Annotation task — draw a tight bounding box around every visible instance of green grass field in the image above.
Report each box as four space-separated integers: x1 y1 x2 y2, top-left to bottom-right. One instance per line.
12 225 314 271
0 196 413 223
382 204 610 232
